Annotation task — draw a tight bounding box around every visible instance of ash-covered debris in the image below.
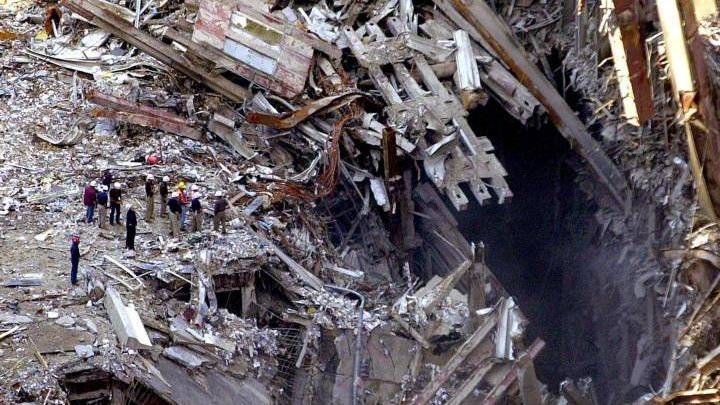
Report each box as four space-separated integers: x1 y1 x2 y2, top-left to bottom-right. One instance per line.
0 0 716 403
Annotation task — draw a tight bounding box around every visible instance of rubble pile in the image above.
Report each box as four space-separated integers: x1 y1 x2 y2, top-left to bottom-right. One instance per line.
0 0 574 402
0 0 718 403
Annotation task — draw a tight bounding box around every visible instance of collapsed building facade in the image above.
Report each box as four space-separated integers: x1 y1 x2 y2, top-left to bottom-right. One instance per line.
1 0 720 403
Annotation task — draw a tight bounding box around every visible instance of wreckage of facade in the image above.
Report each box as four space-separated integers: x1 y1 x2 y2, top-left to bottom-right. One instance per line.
2 0 720 403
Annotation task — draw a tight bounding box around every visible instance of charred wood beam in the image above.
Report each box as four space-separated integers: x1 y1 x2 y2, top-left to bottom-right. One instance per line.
434 0 630 207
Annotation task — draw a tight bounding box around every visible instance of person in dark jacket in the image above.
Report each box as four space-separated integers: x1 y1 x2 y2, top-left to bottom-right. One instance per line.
83 181 98 224
97 185 109 229
109 182 122 225
145 174 156 223
102 169 113 189
125 204 137 250
159 176 169 218
213 191 228 234
167 192 181 238
70 234 80 286
190 193 203 232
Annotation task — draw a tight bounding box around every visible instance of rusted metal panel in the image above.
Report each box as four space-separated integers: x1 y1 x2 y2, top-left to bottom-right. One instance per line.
92 109 203 140
193 0 231 49
88 91 203 140
88 91 189 125
62 0 251 103
191 0 313 98
612 0 654 124
247 93 362 130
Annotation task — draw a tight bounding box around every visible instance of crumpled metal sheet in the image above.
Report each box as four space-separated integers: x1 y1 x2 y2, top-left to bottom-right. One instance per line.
247 92 363 130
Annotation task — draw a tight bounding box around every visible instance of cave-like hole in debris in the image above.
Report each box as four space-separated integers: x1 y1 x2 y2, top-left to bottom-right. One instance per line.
455 97 601 390
61 366 169 404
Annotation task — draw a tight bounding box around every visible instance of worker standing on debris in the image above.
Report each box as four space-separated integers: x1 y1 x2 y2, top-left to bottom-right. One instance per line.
83 181 98 224
70 234 80 286
97 185 109 229
168 191 182 238
109 182 122 226
145 174 156 223
178 181 189 231
102 169 113 189
213 191 228 234
159 176 169 218
190 192 203 232
125 204 137 251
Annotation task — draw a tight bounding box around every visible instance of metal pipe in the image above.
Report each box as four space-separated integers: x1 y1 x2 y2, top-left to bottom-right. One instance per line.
326 285 365 405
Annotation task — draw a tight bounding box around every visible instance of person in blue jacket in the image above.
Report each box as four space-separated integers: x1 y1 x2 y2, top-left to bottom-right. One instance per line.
97 185 109 229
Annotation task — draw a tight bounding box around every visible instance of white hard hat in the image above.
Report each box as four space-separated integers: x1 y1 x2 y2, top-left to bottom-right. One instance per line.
146 174 154 180
191 185 199 191
162 176 170 182
214 191 223 197
171 191 179 198
90 180 98 188
114 182 121 189
100 185 107 191
194 193 202 199
125 204 132 211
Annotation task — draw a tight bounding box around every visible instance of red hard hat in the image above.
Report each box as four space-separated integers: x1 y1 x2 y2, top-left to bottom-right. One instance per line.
146 155 160 165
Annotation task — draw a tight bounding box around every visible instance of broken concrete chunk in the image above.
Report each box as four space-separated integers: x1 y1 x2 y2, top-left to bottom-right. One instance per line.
163 346 211 368
0 313 34 324
3 277 43 287
104 286 152 349
74 344 95 358
55 315 76 328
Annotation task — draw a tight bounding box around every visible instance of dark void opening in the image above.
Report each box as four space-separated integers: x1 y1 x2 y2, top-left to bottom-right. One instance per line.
457 99 600 390
61 366 169 404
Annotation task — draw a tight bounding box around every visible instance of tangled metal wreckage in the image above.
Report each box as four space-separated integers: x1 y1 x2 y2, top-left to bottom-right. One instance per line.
3 0 720 402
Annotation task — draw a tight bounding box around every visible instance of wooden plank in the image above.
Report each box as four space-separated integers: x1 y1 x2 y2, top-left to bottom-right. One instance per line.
435 0 630 207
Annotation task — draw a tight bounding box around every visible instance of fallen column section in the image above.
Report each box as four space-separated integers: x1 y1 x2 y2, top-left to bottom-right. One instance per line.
103 286 152 349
